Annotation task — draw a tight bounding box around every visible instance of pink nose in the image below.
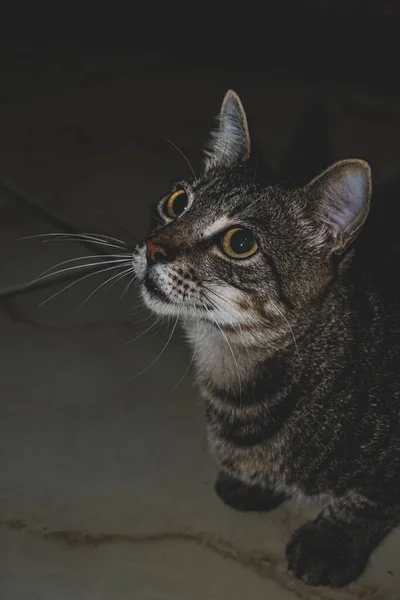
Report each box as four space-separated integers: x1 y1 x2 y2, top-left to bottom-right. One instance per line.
146 239 168 263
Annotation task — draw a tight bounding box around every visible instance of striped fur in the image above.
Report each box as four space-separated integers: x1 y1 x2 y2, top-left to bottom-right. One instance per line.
133 91 400 587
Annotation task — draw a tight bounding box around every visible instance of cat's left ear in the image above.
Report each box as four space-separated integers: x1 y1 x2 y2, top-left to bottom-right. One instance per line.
305 159 372 254
205 90 251 170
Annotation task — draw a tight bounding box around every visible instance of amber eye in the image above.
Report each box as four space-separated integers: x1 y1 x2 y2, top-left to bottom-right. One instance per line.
221 227 258 259
166 189 189 218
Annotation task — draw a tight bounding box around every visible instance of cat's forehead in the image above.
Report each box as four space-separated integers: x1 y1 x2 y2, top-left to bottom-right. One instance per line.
188 169 285 222
191 168 252 201
154 169 294 243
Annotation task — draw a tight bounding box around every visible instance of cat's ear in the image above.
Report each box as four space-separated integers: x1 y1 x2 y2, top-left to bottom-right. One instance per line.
305 159 372 254
204 90 251 170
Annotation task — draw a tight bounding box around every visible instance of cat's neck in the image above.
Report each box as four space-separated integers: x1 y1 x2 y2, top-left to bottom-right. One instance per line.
183 281 351 394
183 316 302 392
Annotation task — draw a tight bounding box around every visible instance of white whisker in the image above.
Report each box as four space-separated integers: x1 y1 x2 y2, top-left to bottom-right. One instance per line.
203 292 252 362
126 315 163 344
235 320 252 363
274 305 300 359
202 300 242 402
77 267 134 310
25 254 130 290
163 137 196 179
44 237 127 251
105 267 135 292
21 232 130 251
130 309 182 382
130 312 153 325
121 274 136 299
202 284 229 305
31 258 131 287
130 295 147 312
21 232 128 246
165 334 199 396
38 263 128 306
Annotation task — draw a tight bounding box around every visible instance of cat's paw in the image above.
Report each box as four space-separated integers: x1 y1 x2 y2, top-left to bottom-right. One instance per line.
286 520 369 587
215 471 286 512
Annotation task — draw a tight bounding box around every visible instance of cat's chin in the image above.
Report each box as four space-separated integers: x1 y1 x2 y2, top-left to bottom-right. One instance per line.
143 273 169 303
141 283 207 321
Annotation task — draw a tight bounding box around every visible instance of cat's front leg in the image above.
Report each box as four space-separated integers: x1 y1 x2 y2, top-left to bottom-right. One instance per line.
286 491 398 587
215 470 288 512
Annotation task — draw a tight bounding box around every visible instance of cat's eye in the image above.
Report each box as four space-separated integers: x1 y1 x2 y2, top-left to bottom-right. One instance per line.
221 227 258 259
166 189 189 218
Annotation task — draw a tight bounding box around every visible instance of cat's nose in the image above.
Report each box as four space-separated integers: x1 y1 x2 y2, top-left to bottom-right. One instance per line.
146 239 171 264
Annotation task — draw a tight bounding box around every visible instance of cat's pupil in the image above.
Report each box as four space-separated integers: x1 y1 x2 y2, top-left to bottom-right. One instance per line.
230 229 255 254
173 192 188 215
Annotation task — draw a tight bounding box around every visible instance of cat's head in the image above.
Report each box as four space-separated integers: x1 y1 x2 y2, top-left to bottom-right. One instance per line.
132 91 371 329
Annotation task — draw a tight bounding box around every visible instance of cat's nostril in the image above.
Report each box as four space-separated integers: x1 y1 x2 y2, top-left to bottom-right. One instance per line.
146 239 169 264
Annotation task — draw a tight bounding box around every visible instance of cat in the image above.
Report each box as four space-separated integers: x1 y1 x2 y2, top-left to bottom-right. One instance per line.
132 90 400 588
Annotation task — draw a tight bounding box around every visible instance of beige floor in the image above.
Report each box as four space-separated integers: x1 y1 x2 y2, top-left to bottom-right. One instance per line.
1 49 400 599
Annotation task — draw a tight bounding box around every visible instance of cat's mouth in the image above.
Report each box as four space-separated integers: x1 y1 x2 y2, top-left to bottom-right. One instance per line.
132 245 253 326
142 268 211 318
144 273 169 302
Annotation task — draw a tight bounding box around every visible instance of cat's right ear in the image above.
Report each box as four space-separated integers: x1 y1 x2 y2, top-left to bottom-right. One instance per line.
204 90 251 171
305 159 372 255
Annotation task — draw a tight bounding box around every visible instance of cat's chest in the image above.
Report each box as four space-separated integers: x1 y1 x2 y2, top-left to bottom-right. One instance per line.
186 322 303 486
185 321 258 390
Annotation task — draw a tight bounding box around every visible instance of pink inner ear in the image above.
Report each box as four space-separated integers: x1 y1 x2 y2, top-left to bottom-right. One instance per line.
326 170 368 234
205 91 251 169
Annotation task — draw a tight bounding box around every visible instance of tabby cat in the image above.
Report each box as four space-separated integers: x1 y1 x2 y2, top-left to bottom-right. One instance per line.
132 90 400 587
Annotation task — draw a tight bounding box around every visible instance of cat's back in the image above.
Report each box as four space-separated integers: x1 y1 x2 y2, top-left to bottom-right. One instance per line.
337 179 400 398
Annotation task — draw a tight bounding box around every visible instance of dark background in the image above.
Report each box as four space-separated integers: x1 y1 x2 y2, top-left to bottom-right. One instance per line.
1 5 399 88
1 0 400 290
2 4 400 596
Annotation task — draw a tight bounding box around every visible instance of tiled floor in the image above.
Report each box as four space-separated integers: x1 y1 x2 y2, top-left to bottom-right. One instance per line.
1 50 400 599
